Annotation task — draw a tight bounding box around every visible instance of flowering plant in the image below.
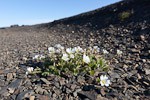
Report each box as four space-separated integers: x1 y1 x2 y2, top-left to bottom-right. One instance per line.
31 44 109 77
96 75 111 86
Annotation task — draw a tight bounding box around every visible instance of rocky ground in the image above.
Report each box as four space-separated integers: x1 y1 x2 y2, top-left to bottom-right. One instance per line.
0 0 150 100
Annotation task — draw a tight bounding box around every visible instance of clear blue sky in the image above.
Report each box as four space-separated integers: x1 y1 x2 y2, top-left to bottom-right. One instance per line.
0 0 121 27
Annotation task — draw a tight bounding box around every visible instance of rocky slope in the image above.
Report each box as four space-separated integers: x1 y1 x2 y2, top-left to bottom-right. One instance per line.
0 0 149 99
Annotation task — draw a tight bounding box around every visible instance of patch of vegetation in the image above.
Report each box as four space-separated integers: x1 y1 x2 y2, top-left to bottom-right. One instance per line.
119 10 132 21
30 44 109 77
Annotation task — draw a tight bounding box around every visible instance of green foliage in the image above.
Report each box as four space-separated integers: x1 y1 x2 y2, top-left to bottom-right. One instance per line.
119 11 132 21
32 45 110 77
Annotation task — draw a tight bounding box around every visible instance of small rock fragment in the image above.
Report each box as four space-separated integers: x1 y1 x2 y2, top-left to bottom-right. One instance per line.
16 90 34 100
96 95 108 100
144 68 150 75
29 96 35 100
41 78 51 85
7 73 13 81
8 88 15 94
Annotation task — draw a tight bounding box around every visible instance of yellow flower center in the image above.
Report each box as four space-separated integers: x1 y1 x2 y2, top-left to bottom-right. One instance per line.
101 80 106 84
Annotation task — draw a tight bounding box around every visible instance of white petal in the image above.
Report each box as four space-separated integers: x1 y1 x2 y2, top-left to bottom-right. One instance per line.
103 49 109 54
103 75 108 80
100 75 105 80
33 55 39 59
100 81 105 86
105 80 110 86
83 54 90 64
105 83 109 86
62 53 70 61
48 47 55 53
27 67 34 73
55 44 61 48
66 48 71 54
70 54 74 58
106 80 110 84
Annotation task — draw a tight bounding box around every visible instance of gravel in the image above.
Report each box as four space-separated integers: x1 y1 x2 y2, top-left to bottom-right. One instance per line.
0 0 150 99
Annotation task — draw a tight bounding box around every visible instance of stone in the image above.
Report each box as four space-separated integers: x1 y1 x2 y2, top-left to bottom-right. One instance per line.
22 57 28 61
66 88 72 94
59 78 66 86
0 75 5 80
144 89 150 96
96 95 108 100
130 48 140 53
78 91 97 100
38 95 51 100
0 70 4 74
144 68 150 75
7 73 13 81
73 89 83 97
77 76 85 84
40 78 51 85
73 91 78 97
2 91 11 96
100 88 106 96
16 90 34 100
35 86 44 94
109 71 120 79
54 88 62 95
54 82 60 89
11 95 17 100
12 73 16 78
0 79 22 96
83 85 95 91
0 79 5 86
140 35 145 41
43 89 49 95
29 96 35 100
52 93 57 98
8 88 15 94
8 79 22 89
70 84 77 91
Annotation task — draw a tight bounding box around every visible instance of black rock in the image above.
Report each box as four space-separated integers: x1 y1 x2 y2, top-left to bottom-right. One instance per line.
78 91 97 100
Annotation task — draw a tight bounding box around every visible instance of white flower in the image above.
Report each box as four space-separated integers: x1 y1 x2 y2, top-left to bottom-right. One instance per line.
117 49 123 55
70 54 75 58
39 55 45 59
33 55 45 60
26 67 34 75
93 46 100 53
55 44 64 50
93 46 99 49
83 54 90 64
103 49 109 54
48 47 55 53
62 53 70 61
66 48 74 54
73 46 83 53
100 75 111 86
33 55 40 60
77 46 84 52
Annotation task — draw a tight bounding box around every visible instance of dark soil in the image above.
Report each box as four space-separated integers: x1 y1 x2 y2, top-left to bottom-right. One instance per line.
0 0 149 99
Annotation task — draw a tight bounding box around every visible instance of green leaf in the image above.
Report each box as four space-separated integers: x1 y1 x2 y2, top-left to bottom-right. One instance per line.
98 59 104 67
89 70 95 76
96 78 100 83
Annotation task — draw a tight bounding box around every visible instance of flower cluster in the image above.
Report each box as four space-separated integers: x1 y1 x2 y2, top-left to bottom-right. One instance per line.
31 44 109 77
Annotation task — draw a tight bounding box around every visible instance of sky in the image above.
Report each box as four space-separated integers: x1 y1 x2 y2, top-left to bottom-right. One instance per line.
0 0 121 27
